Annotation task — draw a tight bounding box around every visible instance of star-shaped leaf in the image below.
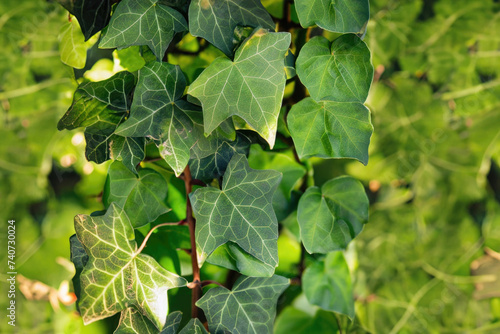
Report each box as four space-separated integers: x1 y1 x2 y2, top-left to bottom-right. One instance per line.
56 0 112 40
296 34 373 103
116 62 202 176
295 0 369 33
297 176 369 254
99 0 188 60
103 161 170 228
178 319 208 334
114 309 182 334
188 0 275 57
287 98 373 164
196 275 289 334
188 29 291 148
190 153 282 267
75 204 186 328
302 252 354 318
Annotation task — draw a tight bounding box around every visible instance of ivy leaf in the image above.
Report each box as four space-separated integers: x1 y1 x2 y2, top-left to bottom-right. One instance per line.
189 132 251 181
114 309 183 334
274 307 339 334
99 0 188 61
69 234 88 310
190 154 282 267
197 275 289 334
302 252 354 318
178 318 208 334
188 0 275 57
188 29 291 148
116 62 202 176
75 203 187 329
110 136 146 174
103 161 170 228
56 0 111 40
206 241 275 277
295 0 369 33
287 98 373 164
297 176 369 253
59 19 91 69
296 35 373 103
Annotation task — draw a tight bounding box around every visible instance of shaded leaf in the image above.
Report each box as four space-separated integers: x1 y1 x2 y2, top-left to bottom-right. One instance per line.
75 204 186 328
114 309 183 334
110 136 146 174
178 318 208 334
188 0 275 56
302 252 354 318
274 307 339 334
103 161 170 228
69 234 88 309
295 0 369 33
196 275 289 334
188 29 291 148
56 0 111 40
190 154 282 267
99 0 188 60
297 176 368 253
116 62 202 176
287 97 373 164
296 35 373 103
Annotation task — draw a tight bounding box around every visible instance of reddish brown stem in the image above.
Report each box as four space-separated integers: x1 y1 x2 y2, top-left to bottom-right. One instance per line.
183 165 202 319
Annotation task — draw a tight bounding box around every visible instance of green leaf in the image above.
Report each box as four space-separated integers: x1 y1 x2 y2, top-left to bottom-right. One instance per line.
188 29 291 148
116 62 202 176
110 136 146 175
59 19 91 69
188 0 275 57
99 0 188 60
302 252 354 318
103 161 170 228
178 318 208 334
287 97 373 164
75 203 187 328
206 241 275 277
295 0 369 33
69 234 88 308
274 307 339 334
56 0 111 40
58 71 135 130
297 176 368 253
196 275 289 334
190 154 282 267
189 132 251 181
114 309 183 334
296 35 373 103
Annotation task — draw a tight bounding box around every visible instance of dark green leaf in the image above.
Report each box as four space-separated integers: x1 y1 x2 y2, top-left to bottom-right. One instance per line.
190 154 282 267
196 275 289 334
99 0 188 60
188 0 275 56
103 161 170 228
114 309 183 334
296 35 373 103
302 252 354 318
56 0 111 40
69 234 88 308
287 97 373 164
110 136 146 174
178 318 208 334
188 29 291 148
297 176 368 253
295 0 369 33
75 204 186 329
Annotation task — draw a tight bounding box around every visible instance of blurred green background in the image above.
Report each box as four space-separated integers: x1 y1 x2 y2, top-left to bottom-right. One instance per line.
1 0 500 333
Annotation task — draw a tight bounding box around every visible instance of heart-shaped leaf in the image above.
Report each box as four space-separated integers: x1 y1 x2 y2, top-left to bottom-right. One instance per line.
296 34 373 103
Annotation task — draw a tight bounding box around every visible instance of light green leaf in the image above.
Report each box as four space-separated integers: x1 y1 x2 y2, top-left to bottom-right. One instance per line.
178 318 208 334
103 161 170 228
116 62 202 176
75 204 187 329
206 241 275 277
297 176 368 253
296 35 373 103
196 275 289 334
274 307 339 334
295 0 369 33
302 252 354 318
59 18 92 69
188 29 291 148
287 97 373 164
114 46 147 72
188 0 275 57
114 309 183 334
99 0 188 60
190 154 282 267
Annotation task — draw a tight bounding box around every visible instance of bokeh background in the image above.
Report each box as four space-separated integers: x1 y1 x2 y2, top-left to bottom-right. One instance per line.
1 0 500 333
